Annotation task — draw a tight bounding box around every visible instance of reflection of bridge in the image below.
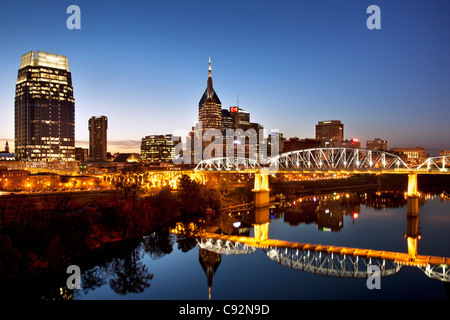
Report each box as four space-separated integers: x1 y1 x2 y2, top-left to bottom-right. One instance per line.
197 232 450 282
196 189 450 283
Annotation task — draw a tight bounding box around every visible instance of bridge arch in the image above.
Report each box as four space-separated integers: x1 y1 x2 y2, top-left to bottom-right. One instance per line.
192 148 410 172
268 148 410 172
417 155 449 172
194 156 261 171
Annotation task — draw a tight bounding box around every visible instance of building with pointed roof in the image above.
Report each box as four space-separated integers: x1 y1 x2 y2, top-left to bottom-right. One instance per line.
198 58 222 131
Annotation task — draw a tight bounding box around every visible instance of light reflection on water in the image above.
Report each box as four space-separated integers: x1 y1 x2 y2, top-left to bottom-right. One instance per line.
75 191 450 300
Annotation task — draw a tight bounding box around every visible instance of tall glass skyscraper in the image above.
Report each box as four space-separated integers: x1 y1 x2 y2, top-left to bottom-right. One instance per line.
14 51 75 161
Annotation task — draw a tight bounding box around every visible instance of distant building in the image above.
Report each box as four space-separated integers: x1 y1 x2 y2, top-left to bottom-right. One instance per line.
89 116 108 162
0 141 14 160
15 51 75 161
2 141 9 153
221 109 233 135
282 137 320 153
230 107 250 130
366 138 387 151
141 134 181 163
334 138 361 149
440 150 450 156
198 58 222 131
391 147 429 165
266 132 284 158
113 153 141 164
315 120 343 146
75 147 89 162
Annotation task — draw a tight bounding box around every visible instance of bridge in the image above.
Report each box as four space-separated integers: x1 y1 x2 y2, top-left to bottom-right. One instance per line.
194 147 450 173
192 147 450 208
92 148 449 192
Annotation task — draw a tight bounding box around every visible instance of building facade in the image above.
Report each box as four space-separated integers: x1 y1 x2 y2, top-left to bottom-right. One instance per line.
315 120 344 146
366 138 387 151
89 116 108 162
15 51 75 161
141 134 181 163
391 147 429 165
282 137 320 153
198 58 222 131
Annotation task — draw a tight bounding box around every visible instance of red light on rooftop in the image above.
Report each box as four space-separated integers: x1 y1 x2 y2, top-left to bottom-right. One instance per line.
353 212 359 219
352 138 359 142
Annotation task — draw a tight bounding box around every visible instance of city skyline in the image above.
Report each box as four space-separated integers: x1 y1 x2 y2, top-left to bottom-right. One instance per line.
1 1 450 156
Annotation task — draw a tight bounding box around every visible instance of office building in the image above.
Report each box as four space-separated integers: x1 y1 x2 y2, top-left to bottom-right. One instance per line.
315 120 344 146
230 106 250 130
198 58 222 131
221 109 233 135
14 51 75 161
75 147 89 162
141 134 181 163
283 137 320 153
88 116 108 162
391 147 429 165
334 138 361 149
366 138 387 151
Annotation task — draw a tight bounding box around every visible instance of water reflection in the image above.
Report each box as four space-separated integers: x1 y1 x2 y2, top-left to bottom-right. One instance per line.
279 191 412 232
195 190 450 294
77 242 154 297
44 190 449 300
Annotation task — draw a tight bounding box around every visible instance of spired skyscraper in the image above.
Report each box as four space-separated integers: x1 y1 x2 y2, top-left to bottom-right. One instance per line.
198 57 222 131
14 51 75 161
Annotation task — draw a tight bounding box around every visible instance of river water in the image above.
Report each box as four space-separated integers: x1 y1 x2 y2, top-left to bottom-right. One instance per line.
63 189 450 301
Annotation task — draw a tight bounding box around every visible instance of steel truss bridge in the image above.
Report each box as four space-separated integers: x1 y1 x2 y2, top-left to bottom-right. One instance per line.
197 233 450 282
194 147 450 173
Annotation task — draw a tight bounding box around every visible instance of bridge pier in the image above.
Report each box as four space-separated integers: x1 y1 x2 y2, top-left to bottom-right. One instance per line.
406 172 420 258
253 170 270 208
407 172 419 217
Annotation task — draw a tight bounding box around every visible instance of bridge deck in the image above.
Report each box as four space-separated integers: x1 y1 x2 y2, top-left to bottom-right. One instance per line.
198 232 450 267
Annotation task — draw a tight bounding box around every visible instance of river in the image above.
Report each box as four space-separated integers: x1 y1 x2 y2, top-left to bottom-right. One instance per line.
50 188 450 301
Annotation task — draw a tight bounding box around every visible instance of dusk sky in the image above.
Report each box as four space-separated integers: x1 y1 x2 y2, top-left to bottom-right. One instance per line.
0 0 449 155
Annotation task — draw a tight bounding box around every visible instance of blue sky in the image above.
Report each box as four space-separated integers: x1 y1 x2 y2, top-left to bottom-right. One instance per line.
0 0 449 154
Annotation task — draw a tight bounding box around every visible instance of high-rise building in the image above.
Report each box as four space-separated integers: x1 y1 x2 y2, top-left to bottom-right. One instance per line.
15 51 75 161
88 116 108 162
230 107 250 130
141 134 181 163
221 109 233 135
315 120 344 146
198 57 222 131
